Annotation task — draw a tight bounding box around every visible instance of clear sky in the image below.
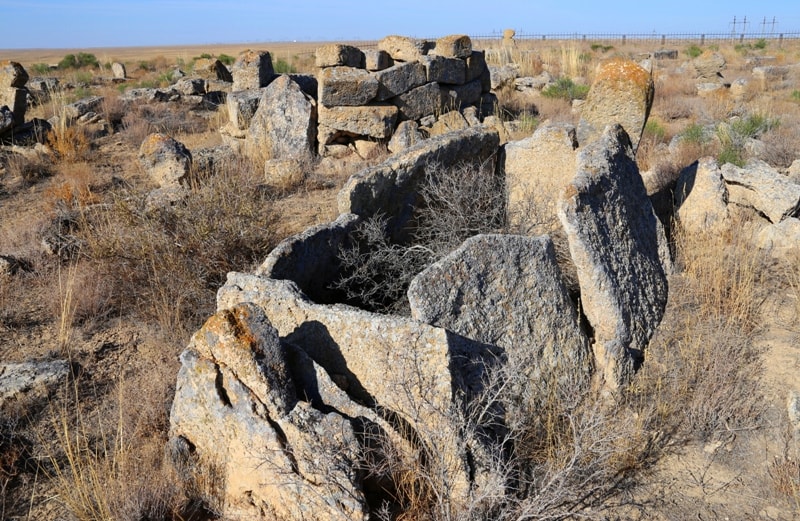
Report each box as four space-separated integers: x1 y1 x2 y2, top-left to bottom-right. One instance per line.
1 0 799 49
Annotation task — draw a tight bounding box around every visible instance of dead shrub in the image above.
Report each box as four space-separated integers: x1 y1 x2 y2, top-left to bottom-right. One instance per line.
44 162 99 210
47 123 91 163
3 150 54 187
760 124 800 168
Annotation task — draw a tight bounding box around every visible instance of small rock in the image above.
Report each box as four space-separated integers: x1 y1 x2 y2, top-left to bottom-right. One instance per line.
138 133 192 188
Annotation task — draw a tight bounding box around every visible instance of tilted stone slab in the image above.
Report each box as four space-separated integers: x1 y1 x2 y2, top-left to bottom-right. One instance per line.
421 55 466 85
318 66 379 107
169 302 368 521
577 58 654 152
0 61 29 88
374 61 427 101
674 158 730 233
390 81 445 121
246 75 316 161
217 273 501 500
504 123 578 234
408 233 592 392
315 44 364 68
257 212 362 303
318 104 398 139
720 159 800 223
557 125 670 388
226 88 263 130
338 126 500 242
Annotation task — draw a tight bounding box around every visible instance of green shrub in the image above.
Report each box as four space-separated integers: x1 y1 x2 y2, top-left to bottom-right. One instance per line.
195 53 213 60
58 52 100 70
590 43 614 53
681 123 709 144
718 145 745 167
217 54 235 66
541 77 589 101
792 90 800 102
273 58 296 74
644 119 667 142
685 45 703 58
730 113 779 139
31 63 51 75
754 38 768 50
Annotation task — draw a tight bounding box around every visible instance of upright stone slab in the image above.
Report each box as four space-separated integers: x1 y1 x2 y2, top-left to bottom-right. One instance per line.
246 75 316 161
374 61 427 101
111 62 126 79
0 61 29 88
557 125 670 388
318 66 379 107
674 158 730 234
577 58 654 152
504 123 578 233
226 89 263 130
231 50 274 91
408 234 592 391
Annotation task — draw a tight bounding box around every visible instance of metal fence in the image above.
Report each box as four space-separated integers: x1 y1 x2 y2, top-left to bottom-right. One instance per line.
470 32 800 46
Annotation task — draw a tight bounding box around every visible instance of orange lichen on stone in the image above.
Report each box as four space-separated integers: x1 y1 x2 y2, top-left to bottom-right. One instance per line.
138 132 171 155
594 57 651 89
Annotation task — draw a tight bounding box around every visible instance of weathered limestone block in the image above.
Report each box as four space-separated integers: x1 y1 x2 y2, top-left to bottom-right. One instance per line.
317 104 398 139
578 58 654 151
674 158 730 233
465 51 487 83
111 62 126 79
315 44 365 68
720 159 800 223
421 55 466 85
408 234 592 392
378 35 429 62
692 51 726 81
753 65 789 90
363 49 391 71
442 79 482 109
489 64 519 90
318 66 379 107
0 61 28 88
390 82 445 121
0 88 27 126
231 50 274 91
430 34 472 59
287 73 318 99
0 360 70 407
429 110 469 136
757 217 800 262
226 89 262 130
246 75 316 161
213 60 233 82
138 133 192 188
504 123 578 233
653 49 679 60
264 158 305 190
374 61 427 101
173 78 206 96
217 273 500 501
353 139 384 160
257 212 362 303
168 303 369 521
63 95 104 122
0 106 13 135
339 126 500 242
387 120 423 153
557 125 670 388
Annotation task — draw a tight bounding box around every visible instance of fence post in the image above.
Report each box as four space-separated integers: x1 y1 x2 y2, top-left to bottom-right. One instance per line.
700 34 705 45
582 35 587 42
779 33 784 48
661 35 666 46
739 34 744 43
622 35 626 45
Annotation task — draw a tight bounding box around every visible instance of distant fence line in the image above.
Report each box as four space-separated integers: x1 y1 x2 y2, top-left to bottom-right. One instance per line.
292 31 800 55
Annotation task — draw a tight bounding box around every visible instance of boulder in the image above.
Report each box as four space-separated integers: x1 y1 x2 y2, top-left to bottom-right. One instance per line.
429 110 469 136
0 88 26 126
373 61 427 101
514 72 553 92
504 123 578 233
168 303 370 521
488 64 519 90
338 126 500 242
246 75 316 161
138 133 192 188
318 66 379 107
226 88 262 130
63 96 104 122
692 51 726 81
0 61 28 88
264 158 305 190
216 273 500 502
465 51 487 83
420 55 466 85
408 233 592 393
674 158 730 234
0 360 70 407
287 73 318 99
363 49 391 72
231 51 274 91
756 217 800 262
173 78 206 96
0 105 13 135
720 160 800 223
788 159 800 184
353 139 384 160
378 35 429 62
315 44 364 68
431 34 472 59
317 104 398 139
577 58 654 152
387 120 423 153
557 125 670 388
752 65 789 90
390 81 445 121
653 49 678 60
111 62 126 79
213 60 233 82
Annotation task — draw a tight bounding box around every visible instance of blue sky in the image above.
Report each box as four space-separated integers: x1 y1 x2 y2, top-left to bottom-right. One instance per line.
1 0 798 49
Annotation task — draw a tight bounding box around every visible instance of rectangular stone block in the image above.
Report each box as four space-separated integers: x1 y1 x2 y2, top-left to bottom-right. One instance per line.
465 51 487 83
374 61 426 101
227 89 263 130
441 79 482 111
421 55 466 85
363 49 391 72
430 34 472 59
390 82 444 121
318 66 379 107
315 44 364 68
318 103 398 139
0 87 26 126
